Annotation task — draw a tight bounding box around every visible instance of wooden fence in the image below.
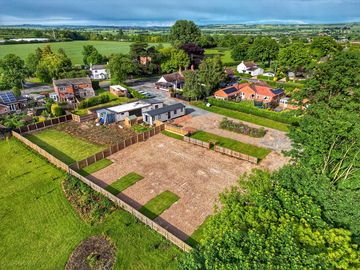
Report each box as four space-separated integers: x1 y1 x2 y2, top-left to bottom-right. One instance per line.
11 128 192 252
164 124 189 136
183 136 211 149
71 113 96 123
14 114 72 134
70 124 165 170
214 145 258 164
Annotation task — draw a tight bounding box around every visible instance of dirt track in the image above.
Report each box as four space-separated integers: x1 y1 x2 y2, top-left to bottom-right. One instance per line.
91 134 288 240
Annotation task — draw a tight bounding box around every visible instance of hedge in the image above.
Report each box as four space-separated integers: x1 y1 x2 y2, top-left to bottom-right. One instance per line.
208 98 299 125
78 94 110 109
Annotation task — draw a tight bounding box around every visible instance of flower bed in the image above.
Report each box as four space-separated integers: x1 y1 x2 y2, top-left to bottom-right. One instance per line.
220 118 266 138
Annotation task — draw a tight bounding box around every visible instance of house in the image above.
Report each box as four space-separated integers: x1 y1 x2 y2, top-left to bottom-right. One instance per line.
109 85 128 97
237 61 264 76
49 92 59 102
96 99 163 124
214 82 284 106
90 64 109 80
143 103 186 125
53 77 95 103
279 97 309 110
0 104 10 115
155 72 185 91
0 91 26 112
224 68 235 79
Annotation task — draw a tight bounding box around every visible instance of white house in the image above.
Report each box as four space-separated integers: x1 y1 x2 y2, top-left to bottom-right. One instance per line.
90 64 109 80
155 72 185 91
49 92 59 102
143 103 186 125
96 99 163 123
237 61 264 76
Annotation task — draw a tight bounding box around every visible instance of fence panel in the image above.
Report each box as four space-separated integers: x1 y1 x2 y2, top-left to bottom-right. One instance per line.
214 145 258 164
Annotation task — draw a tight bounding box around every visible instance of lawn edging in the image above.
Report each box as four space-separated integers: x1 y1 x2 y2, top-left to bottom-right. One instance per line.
139 191 179 220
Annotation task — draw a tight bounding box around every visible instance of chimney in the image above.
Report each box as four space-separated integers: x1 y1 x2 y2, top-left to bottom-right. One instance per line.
178 67 183 76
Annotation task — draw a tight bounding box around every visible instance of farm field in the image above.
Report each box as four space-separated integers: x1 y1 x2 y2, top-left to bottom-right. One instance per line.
0 41 170 65
0 138 180 269
204 47 236 66
26 128 106 164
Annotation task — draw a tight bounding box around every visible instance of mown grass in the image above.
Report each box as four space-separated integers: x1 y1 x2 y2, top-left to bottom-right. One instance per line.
139 191 179 220
204 47 236 66
26 128 106 164
131 124 152 134
78 159 113 177
0 138 181 269
161 130 184 140
190 131 271 160
0 41 170 65
105 172 144 195
193 101 290 132
186 216 212 247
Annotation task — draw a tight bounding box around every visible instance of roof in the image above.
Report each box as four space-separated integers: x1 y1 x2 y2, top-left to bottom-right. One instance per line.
223 87 239 95
214 83 247 98
272 88 284 95
91 64 106 70
160 72 184 83
0 91 17 104
242 61 257 68
110 85 127 91
53 77 91 86
106 100 153 114
145 103 185 117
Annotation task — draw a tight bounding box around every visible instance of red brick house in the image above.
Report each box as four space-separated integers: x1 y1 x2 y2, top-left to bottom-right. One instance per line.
53 77 95 103
214 82 284 106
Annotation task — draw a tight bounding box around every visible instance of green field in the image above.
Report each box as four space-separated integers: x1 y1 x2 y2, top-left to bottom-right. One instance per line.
0 41 170 65
190 131 271 160
105 172 144 195
204 47 236 66
192 102 290 132
26 128 105 164
139 191 179 220
0 138 180 269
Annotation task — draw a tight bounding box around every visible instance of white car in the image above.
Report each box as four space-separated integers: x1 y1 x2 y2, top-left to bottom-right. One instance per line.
263 72 275 77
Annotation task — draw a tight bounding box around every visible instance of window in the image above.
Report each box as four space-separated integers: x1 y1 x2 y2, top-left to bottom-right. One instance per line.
155 105 159 109
168 112 171 118
264 96 269 100
250 94 255 99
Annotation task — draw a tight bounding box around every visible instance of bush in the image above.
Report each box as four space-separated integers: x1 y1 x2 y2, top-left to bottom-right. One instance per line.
78 94 110 109
125 85 147 99
51 103 64 117
208 97 299 125
220 118 267 137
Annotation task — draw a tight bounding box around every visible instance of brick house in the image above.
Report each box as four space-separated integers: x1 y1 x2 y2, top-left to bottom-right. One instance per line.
53 77 95 103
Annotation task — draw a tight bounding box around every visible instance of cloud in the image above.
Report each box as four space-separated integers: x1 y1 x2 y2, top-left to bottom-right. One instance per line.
0 0 359 25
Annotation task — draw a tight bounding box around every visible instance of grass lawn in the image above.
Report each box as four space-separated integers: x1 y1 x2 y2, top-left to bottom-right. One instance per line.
105 172 144 195
78 159 113 177
26 128 106 164
191 131 271 160
0 41 170 65
161 130 184 140
193 102 290 132
139 191 179 220
0 138 181 269
131 124 152 134
204 47 236 66
186 216 212 247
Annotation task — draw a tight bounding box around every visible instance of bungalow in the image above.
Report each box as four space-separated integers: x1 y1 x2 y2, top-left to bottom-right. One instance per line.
53 77 95 103
109 85 128 97
0 91 27 112
90 64 109 80
155 72 185 91
237 61 264 76
96 99 163 124
214 82 284 106
143 103 186 125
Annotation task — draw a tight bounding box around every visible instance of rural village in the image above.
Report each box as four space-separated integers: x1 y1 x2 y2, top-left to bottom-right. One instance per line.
0 16 359 270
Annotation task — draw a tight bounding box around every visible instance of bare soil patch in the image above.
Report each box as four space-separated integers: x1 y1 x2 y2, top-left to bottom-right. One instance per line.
56 121 136 146
65 236 116 270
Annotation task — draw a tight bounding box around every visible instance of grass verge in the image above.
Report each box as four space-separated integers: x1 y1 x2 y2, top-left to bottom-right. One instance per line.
190 130 271 160
78 159 113 177
161 130 184 140
186 216 212 247
105 172 144 195
139 191 179 220
192 102 290 132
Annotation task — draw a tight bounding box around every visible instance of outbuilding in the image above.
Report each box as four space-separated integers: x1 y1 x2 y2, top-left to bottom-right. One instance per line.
143 103 186 125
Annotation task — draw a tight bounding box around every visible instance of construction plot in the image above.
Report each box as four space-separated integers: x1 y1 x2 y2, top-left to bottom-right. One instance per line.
90 134 286 240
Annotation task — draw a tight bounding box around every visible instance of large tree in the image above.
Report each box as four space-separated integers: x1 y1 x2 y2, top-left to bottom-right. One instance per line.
169 20 201 46
197 56 225 96
231 42 250 61
82 45 103 65
107 54 137 83
311 36 341 58
247 36 279 66
0 54 27 89
278 42 312 72
160 47 190 73
182 70 204 100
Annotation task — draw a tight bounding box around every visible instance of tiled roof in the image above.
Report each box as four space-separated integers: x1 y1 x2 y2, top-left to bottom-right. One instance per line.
53 77 91 86
162 72 184 83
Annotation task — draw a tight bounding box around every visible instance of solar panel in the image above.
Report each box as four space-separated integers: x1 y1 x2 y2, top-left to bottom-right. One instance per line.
223 87 238 94
272 89 284 95
0 91 17 104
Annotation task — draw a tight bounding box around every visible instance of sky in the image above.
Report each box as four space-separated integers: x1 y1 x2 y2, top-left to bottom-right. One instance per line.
0 0 359 26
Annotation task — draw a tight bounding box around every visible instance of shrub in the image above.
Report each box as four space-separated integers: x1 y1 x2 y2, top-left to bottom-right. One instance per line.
51 103 64 117
220 118 267 137
208 98 299 125
78 94 110 109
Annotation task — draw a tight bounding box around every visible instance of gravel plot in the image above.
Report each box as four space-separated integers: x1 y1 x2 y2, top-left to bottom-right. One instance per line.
90 134 288 240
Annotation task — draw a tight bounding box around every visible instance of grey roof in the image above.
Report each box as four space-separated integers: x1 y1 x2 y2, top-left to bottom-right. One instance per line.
53 77 91 86
91 64 106 70
144 98 163 104
145 103 185 117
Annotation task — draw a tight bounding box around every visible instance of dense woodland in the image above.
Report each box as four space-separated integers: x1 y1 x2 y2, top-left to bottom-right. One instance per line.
0 21 359 269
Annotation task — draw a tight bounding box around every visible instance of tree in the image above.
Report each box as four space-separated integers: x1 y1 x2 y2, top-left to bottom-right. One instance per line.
0 54 27 89
107 54 137 83
129 42 148 60
198 35 216 48
197 56 225 96
182 71 204 100
311 36 341 58
87 50 103 65
231 42 250 61
160 48 190 73
26 47 42 76
169 20 201 46
82 45 98 65
247 36 279 66
50 103 63 117
278 42 312 72
180 43 205 67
